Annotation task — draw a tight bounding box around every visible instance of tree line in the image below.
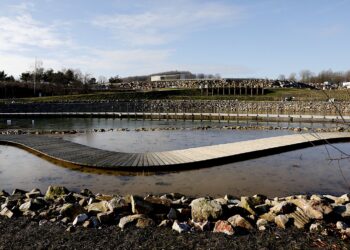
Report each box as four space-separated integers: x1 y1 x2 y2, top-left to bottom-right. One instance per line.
278 69 350 85
0 68 122 98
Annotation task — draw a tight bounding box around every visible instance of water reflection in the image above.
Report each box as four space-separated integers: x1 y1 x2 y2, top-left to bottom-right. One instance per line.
0 117 340 131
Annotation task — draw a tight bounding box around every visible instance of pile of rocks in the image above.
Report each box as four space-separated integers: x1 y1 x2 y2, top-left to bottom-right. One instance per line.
1 187 350 239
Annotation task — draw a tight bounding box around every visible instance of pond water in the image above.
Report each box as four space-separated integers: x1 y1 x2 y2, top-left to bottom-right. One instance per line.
1 123 350 197
0 117 342 131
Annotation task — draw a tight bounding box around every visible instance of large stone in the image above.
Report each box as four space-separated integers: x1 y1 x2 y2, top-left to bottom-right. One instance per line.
108 197 128 211
288 207 310 229
172 220 191 233
291 199 323 220
167 208 178 220
259 212 276 222
0 190 9 197
12 189 27 196
118 214 145 229
87 201 109 214
228 215 253 230
97 211 115 224
131 195 154 214
334 203 350 218
213 220 234 235
270 201 296 214
192 220 211 231
190 197 222 222
275 214 289 229
19 201 33 212
45 186 69 200
60 203 85 218
26 189 42 199
136 218 155 228
336 221 349 231
336 194 350 205
309 222 322 232
0 207 14 218
240 195 266 216
5 195 23 208
144 195 172 207
73 213 89 226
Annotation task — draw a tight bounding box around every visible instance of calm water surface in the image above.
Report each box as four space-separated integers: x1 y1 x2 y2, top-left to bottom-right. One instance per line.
1 125 350 197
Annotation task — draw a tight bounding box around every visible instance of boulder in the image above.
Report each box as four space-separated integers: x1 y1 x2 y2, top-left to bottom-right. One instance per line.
19 201 33 212
254 204 271 215
190 197 222 222
12 189 27 196
97 211 115 224
172 220 191 233
240 195 266 215
136 218 155 228
192 220 211 231
291 199 323 220
336 221 349 231
0 190 9 197
228 214 253 230
167 208 178 220
87 201 109 214
288 207 310 229
0 207 14 218
60 203 85 218
95 194 113 201
213 220 234 235
336 194 350 205
131 195 154 214
144 195 172 207
158 219 171 227
309 222 322 232
259 212 276 222
275 214 289 229
334 203 350 218
45 186 69 200
26 189 42 199
118 214 145 229
270 201 296 214
80 189 94 197
108 197 128 212
73 213 89 226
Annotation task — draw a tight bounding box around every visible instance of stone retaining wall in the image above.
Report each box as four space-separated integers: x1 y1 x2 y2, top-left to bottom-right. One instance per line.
0 100 349 115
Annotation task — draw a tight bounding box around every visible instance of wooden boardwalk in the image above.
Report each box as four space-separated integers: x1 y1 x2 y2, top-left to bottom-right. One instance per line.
0 132 349 171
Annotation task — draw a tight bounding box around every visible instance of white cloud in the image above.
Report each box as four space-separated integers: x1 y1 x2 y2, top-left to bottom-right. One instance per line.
92 1 242 45
0 13 69 52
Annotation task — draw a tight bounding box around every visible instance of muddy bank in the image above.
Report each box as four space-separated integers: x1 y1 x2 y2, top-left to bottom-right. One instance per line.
0 217 348 250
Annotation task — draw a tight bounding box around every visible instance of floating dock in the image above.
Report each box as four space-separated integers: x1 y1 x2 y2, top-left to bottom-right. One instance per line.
0 133 349 171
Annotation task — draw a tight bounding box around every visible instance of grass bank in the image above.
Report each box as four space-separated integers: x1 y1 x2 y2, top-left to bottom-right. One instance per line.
1 88 350 103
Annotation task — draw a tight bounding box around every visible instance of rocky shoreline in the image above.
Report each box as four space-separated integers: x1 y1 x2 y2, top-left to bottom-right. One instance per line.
1 124 349 136
1 186 350 249
1 100 350 115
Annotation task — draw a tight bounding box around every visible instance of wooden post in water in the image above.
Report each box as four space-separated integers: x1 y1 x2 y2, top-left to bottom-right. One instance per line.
127 103 129 120
236 102 239 124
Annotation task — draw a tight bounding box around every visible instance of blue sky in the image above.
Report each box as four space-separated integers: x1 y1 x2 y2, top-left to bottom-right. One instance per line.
0 0 349 79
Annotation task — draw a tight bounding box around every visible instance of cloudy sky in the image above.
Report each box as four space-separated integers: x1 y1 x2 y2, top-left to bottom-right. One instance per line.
0 0 349 79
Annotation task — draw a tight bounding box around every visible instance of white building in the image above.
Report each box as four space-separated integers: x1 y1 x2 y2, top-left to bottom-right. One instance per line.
342 82 350 88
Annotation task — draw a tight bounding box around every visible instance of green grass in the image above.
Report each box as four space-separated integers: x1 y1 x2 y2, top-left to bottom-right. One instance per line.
1 88 350 103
